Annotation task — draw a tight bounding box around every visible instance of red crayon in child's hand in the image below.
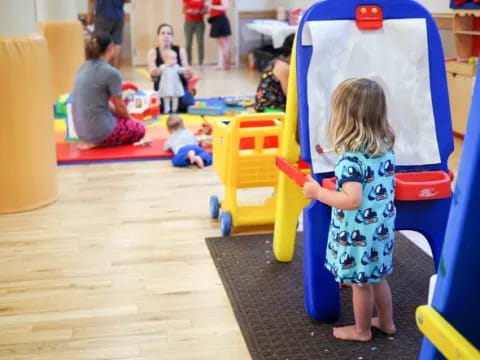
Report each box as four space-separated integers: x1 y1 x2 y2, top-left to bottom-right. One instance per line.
275 155 308 187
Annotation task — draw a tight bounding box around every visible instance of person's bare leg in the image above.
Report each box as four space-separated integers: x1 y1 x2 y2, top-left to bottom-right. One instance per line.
163 97 171 114
172 97 179 113
193 155 204 168
216 39 224 70
371 280 396 335
333 284 373 341
112 45 122 69
223 37 231 70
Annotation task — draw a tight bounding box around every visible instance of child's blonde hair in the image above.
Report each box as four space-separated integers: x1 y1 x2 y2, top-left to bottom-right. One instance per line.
166 115 184 131
327 78 395 157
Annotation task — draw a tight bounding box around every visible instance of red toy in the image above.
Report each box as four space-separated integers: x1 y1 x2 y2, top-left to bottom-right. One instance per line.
195 118 213 147
121 82 160 121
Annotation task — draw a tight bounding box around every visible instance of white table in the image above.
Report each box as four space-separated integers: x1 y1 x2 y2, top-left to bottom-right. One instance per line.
245 19 297 49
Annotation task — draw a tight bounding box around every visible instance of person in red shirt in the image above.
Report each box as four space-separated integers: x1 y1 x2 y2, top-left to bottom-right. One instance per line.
206 0 232 70
183 0 207 66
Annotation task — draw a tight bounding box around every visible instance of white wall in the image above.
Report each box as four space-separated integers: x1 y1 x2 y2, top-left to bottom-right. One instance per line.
285 0 316 10
415 0 452 13
238 0 283 10
0 0 37 36
73 0 131 14
36 0 77 21
286 0 452 13
73 0 88 14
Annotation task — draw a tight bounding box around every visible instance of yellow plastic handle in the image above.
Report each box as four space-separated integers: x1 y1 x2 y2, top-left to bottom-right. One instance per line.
416 305 480 359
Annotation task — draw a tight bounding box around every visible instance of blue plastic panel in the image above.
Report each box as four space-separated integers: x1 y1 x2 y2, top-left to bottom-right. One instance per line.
295 0 454 332
419 53 480 360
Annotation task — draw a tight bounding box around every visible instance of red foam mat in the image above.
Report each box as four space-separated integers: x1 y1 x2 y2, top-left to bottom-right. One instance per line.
56 139 212 164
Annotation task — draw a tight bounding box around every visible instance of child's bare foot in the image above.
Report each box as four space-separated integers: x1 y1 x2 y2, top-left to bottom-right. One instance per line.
371 317 396 336
193 155 204 168
77 142 98 150
187 150 196 164
333 325 371 341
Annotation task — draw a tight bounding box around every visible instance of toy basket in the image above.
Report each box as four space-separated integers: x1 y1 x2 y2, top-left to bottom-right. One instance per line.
210 113 284 235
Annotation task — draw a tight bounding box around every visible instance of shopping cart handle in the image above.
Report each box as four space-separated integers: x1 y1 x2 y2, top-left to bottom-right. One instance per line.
276 155 308 187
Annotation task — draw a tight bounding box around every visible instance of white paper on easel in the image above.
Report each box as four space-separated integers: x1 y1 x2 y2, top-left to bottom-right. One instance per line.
302 19 441 174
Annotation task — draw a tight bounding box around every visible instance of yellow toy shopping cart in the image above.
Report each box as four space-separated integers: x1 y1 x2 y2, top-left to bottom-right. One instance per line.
210 113 284 235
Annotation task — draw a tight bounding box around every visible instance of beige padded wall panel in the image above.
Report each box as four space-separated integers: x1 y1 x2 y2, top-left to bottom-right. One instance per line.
38 21 85 98
0 34 57 214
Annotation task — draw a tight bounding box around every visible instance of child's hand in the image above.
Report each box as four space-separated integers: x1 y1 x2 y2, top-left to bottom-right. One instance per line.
183 67 193 78
303 175 322 200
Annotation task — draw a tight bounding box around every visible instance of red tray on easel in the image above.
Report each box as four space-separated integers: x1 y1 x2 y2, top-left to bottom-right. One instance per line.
322 171 452 201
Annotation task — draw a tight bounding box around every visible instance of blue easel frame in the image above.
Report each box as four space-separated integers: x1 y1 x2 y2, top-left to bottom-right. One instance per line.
296 0 454 321
419 61 480 360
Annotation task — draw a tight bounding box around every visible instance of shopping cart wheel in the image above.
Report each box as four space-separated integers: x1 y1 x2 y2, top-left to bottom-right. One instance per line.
220 211 232 236
210 195 220 219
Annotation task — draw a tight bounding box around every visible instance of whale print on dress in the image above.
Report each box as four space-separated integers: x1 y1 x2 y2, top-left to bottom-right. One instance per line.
324 151 396 284
365 165 375 183
368 184 388 201
383 201 395 218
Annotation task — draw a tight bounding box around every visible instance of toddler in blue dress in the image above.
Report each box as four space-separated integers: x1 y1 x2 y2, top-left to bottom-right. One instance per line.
303 78 396 342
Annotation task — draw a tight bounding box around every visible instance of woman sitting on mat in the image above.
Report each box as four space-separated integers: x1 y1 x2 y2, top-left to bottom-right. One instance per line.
147 23 195 113
72 33 145 150
254 33 294 113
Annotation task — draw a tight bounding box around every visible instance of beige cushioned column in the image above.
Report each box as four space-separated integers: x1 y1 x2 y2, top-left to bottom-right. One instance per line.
0 34 57 214
38 21 84 98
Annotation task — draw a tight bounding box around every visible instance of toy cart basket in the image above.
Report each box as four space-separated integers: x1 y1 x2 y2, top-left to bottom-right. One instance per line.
209 113 284 235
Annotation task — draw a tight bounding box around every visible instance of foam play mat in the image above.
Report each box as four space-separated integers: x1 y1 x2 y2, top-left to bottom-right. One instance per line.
54 96 253 165
55 113 226 165
56 138 173 164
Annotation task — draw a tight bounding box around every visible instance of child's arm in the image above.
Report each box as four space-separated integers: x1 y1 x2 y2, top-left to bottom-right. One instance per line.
303 175 363 210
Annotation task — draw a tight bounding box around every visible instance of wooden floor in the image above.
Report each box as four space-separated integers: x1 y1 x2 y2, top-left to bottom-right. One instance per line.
0 65 464 360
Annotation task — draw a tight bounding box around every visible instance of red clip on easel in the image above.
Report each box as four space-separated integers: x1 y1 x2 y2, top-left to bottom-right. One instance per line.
356 5 383 30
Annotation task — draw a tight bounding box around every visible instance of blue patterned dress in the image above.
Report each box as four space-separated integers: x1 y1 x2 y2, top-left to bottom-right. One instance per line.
324 151 396 284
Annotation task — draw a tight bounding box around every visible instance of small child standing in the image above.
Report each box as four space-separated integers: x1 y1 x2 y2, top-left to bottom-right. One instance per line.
303 78 396 341
158 49 185 113
164 115 212 168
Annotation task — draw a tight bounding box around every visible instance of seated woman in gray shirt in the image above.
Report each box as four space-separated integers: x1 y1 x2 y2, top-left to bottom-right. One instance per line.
72 33 145 150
